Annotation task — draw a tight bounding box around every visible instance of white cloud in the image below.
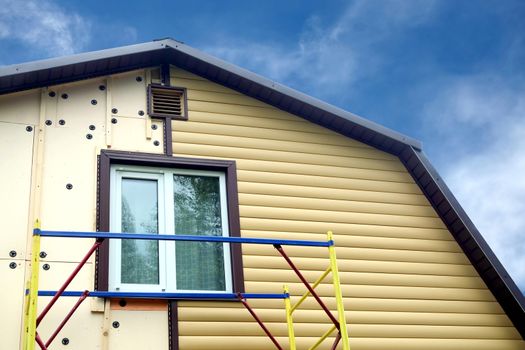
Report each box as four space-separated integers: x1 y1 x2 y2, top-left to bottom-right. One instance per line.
204 0 525 291
0 0 91 57
424 77 525 290
204 0 438 100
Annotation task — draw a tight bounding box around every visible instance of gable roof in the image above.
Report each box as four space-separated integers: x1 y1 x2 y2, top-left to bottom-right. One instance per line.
1 39 523 336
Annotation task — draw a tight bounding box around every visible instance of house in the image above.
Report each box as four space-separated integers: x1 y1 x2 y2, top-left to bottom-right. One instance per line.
0 38 524 350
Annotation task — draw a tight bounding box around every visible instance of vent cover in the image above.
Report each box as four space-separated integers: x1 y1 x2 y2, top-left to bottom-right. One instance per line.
147 84 188 120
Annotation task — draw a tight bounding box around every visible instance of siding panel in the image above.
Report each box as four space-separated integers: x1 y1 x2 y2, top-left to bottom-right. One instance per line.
170 67 523 349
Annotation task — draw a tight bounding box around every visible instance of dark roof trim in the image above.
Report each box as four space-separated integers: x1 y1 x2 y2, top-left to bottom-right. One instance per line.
1 39 523 337
0 39 421 153
0 41 169 95
400 146 525 338
161 40 421 149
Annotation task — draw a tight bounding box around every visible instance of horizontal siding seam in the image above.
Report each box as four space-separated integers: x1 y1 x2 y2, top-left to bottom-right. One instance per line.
238 203 439 219
174 145 404 172
242 252 471 266
237 180 422 196
172 131 397 161
239 215 446 230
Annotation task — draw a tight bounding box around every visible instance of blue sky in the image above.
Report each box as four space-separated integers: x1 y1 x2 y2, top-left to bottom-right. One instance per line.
1 0 523 292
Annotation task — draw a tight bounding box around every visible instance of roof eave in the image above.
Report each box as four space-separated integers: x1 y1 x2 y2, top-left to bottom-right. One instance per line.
0 39 421 151
162 39 422 150
400 146 525 337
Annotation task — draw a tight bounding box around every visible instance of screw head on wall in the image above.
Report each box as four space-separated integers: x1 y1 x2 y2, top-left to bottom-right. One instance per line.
111 118 118 124
42 263 50 270
45 120 52 126
111 108 118 114
86 134 93 140
136 76 143 82
112 321 120 328
153 140 160 146
59 119 66 126
151 124 158 130
91 99 97 105
61 93 68 99
89 125 96 131
138 110 144 116
66 183 73 190
99 85 106 91
9 262 17 269
48 91 56 97
61 338 69 345
39 251 47 258
9 250 17 257
26 126 33 132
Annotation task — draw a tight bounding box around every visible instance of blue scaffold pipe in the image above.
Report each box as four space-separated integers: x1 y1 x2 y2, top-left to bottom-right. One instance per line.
37 230 333 247
37 290 288 299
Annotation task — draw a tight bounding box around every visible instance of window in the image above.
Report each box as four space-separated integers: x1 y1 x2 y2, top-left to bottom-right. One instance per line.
96 150 244 295
109 166 232 292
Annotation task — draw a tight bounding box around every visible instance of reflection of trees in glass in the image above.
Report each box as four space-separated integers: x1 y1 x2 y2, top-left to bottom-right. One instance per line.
174 175 225 291
121 179 159 285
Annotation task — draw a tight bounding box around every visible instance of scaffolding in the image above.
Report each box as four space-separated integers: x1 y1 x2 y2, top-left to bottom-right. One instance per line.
23 221 350 350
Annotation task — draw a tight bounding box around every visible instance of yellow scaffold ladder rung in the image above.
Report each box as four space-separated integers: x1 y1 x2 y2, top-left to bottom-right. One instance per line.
283 231 350 350
309 324 338 350
290 265 332 314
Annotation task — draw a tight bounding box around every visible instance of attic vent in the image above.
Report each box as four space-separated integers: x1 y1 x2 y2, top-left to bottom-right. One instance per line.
147 84 188 120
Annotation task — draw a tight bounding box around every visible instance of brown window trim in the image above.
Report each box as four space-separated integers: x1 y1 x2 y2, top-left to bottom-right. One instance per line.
96 149 245 294
147 83 189 121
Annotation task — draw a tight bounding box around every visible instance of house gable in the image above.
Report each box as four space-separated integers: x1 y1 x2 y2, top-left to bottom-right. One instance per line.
0 39 523 347
164 66 524 347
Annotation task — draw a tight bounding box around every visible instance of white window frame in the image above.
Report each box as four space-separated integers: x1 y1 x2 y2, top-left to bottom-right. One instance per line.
108 164 233 293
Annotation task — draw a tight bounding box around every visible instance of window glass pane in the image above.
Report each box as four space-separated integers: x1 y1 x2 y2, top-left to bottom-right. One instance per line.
173 174 225 291
121 178 159 285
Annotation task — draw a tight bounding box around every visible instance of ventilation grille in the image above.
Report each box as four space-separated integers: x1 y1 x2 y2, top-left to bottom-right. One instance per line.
148 85 187 119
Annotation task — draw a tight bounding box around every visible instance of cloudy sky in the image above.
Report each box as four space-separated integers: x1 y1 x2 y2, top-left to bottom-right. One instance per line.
1 0 523 292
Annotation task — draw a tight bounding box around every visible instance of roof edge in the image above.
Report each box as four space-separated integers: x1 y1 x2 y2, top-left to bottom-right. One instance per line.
162 39 422 150
0 39 421 150
401 146 525 339
0 41 168 76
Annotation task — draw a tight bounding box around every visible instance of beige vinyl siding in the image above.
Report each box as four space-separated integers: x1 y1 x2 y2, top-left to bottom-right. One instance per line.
170 66 524 350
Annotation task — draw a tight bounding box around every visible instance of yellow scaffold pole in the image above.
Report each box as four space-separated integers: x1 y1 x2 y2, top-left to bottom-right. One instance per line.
283 285 296 350
328 231 350 350
23 220 41 350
